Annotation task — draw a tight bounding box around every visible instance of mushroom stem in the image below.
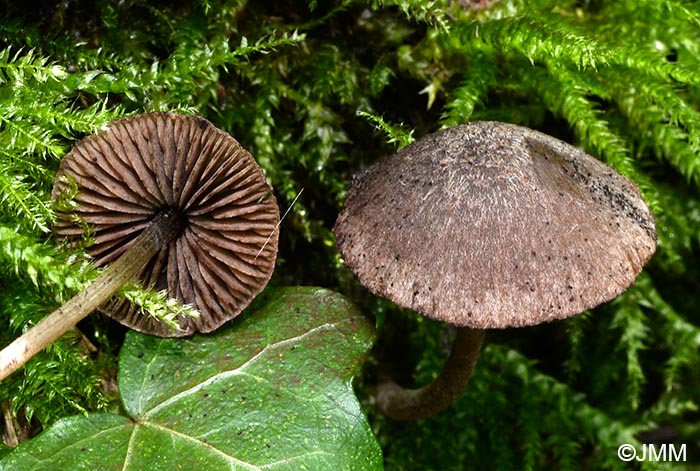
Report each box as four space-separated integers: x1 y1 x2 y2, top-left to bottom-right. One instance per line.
0 209 184 381
375 326 485 420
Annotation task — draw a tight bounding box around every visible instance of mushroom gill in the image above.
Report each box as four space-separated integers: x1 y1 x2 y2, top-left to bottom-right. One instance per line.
52 112 280 335
0 112 280 381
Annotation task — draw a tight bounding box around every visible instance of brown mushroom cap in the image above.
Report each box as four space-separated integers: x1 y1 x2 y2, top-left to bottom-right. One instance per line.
52 112 279 336
334 121 656 329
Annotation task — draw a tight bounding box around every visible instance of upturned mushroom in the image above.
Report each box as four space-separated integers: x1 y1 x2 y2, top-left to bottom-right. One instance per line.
333 121 657 420
0 112 279 380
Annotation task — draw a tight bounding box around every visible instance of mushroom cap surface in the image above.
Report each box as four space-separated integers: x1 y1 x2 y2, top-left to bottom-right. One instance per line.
334 122 656 328
52 112 279 336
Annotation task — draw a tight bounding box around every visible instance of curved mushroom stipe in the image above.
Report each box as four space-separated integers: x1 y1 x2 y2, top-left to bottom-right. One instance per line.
376 327 485 420
52 112 280 336
334 121 657 420
0 113 279 381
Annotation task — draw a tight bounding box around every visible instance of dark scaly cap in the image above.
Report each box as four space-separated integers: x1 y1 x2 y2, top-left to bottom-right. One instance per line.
334 121 656 328
52 112 280 336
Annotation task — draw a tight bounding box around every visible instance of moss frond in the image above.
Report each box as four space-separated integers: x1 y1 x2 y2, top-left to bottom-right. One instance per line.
0 171 53 233
609 292 651 410
448 14 615 69
440 53 500 127
357 111 415 149
118 283 200 334
1 1 699 467
0 227 88 303
370 0 450 29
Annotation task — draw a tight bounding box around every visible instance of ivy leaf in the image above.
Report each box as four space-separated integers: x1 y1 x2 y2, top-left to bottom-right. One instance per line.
0 287 381 471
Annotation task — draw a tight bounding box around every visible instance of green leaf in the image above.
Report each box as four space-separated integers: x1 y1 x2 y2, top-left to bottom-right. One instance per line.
0 287 381 471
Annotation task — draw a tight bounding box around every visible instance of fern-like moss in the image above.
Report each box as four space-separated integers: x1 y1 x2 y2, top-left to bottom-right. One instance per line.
1 0 700 468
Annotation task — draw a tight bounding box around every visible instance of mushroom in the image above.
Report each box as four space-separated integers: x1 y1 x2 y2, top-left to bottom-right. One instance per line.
333 121 657 420
0 112 279 380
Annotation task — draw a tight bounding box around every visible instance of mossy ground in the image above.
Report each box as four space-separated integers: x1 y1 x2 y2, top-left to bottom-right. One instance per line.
1 1 700 469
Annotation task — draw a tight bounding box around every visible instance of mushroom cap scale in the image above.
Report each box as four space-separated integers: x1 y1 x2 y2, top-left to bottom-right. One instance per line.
52 112 280 336
334 121 656 329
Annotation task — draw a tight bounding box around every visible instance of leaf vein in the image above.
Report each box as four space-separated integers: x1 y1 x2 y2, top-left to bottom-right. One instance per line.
142 320 356 416
143 421 262 471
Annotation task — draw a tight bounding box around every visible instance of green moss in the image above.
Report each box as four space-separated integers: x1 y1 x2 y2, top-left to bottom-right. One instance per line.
1 0 700 468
